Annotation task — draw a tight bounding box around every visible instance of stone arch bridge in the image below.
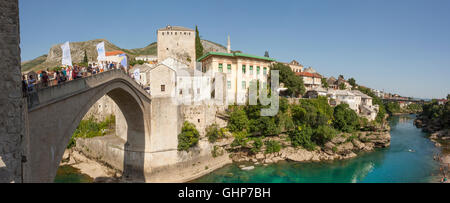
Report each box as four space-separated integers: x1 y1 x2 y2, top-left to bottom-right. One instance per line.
24 69 153 182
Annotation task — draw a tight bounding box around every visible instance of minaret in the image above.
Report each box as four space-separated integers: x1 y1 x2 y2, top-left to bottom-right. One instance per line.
227 35 231 53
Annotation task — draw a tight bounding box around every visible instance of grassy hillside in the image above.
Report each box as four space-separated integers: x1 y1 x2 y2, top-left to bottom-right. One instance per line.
21 55 48 72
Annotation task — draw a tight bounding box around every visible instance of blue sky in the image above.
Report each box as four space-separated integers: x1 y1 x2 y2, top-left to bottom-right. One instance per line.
19 0 450 99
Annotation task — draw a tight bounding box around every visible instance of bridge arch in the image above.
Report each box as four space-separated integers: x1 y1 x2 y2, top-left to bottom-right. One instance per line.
24 71 151 182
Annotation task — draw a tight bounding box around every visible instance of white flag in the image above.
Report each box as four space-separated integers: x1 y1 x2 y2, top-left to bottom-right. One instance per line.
96 42 106 61
61 41 72 66
133 68 140 81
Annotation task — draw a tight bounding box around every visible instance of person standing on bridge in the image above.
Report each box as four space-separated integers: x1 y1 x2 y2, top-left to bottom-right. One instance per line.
22 75 28 97
41 71 49 88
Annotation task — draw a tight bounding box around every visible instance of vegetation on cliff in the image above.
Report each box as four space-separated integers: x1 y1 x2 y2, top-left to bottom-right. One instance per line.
416 100 450 132
178 121 200 151
68 115 115 148
225 96 381 153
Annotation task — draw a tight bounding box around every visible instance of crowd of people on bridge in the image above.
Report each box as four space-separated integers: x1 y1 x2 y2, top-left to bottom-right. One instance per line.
22 61 131 97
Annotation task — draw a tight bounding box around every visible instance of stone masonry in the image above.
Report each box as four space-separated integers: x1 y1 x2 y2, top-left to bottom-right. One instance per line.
0 0 26 183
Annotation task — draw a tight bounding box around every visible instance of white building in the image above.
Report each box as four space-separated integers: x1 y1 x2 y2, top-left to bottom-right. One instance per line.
327 89 378 121
147 57 216 104
198 51 275 105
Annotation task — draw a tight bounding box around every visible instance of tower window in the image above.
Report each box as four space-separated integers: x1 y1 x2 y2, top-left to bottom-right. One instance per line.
161 85 166 92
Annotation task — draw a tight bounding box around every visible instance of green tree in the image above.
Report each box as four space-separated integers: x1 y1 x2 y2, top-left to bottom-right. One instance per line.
228 108 249 132
339 83 346 90
289 126 316 151
269 63 305 97
312 125 337 145
83 50 88 64
333 103 360 132
178 121 200 151
195 26 204 60
321 78 329 88
348 78 356 87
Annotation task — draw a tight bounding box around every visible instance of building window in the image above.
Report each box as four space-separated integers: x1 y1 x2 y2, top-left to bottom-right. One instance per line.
257 66 260 75
218 63 223 72
242 65 246 74
179 89 183 95
161 85 165 92
162 32 164 36
242 81 246 89
263 67 267 75
250 66 253 75
197 88 200 94
227 64 231 73
227 81 231 89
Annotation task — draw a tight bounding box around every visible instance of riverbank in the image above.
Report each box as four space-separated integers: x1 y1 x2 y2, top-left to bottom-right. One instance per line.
209 121 391 167
60 148 121 183
57 135 233 183
414 114 450 182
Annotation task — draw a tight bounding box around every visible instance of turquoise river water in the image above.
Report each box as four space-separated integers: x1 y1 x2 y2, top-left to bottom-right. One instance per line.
192 115 442 183
55 115 442 183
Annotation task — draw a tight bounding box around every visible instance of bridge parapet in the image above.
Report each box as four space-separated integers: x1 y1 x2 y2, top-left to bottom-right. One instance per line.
28 69 151 111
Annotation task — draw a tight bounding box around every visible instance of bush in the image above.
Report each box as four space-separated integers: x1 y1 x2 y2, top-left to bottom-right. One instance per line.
68 115 115 148
211 145 224 158
177 121 200 151
313 125 337 145
289 126 316 151
333 103 360 133
250 137 263 154
264 140 281 154
257 116 279 136
206 124 224 143
228 108 249 132
231 131 249 148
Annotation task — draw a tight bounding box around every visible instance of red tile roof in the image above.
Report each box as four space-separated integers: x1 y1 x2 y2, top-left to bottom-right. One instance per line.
295 72 322 78
106 51 125 56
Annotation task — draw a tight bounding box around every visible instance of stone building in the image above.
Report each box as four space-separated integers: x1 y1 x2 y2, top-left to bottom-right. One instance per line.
295 71 322 90
327 89 378 121
198 52 276 104
157 25 196 69
288 60 304 73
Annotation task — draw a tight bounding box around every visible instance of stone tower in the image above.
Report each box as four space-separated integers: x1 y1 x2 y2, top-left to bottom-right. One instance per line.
0 0 26 183
157 25 196 69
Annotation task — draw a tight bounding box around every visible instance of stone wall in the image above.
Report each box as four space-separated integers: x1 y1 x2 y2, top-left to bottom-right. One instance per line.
83 95 118 121
0 0 25 183
180 104 227 137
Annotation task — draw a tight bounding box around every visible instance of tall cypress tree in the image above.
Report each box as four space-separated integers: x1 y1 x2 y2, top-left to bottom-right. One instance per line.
83 50 88 63
195 26 204 60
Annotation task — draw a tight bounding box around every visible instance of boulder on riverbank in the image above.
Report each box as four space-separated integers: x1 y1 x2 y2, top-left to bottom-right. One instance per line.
229 130 391 165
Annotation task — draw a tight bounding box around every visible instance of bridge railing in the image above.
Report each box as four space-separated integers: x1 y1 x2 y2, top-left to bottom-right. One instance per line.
26 69 150 110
